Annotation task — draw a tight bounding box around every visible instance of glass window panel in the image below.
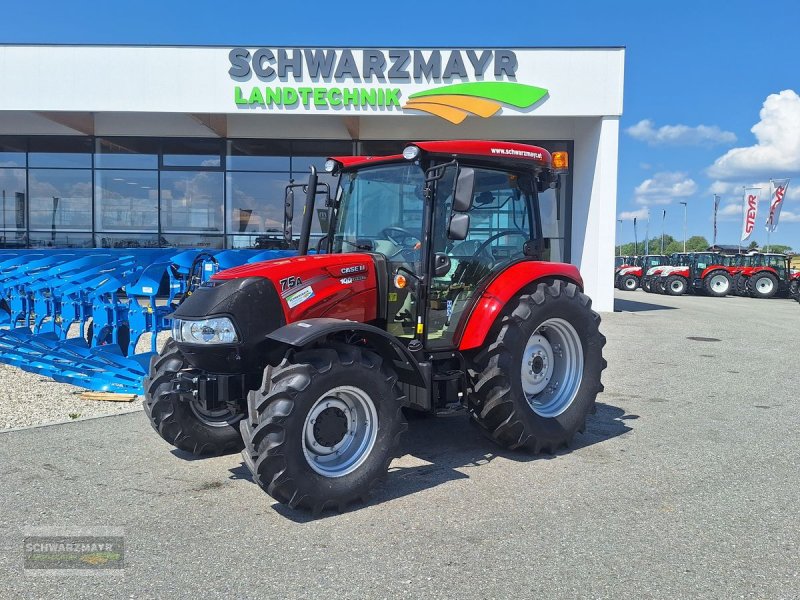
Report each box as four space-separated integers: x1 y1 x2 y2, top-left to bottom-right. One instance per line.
162 139 222 168
226 139 291 171
95 233 161 249
1 231 28 248
95 138 159 169
292 140 353 172
159 233 223 249
28 137 92 168
0 168 27 230
160 171 224 233
28 169 92 231
0 137 27 167
95 170 158 231
28 231 93 248
226 171 291 234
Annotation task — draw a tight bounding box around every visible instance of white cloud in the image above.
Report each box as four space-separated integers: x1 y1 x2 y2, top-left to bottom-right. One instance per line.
780 210 800 223
707 89 800 179
718 203 742 217
626 119 737 146
618 208 649 220
634 171 697 205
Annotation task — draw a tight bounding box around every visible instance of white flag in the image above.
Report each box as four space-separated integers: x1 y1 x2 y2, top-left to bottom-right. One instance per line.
765 179 790 232
741 187 761 242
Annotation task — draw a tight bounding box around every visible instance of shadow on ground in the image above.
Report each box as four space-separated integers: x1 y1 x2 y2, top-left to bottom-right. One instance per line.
614 297 677 313
223 401 636 522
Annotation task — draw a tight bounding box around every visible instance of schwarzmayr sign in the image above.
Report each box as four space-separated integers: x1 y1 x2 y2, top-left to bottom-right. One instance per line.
228 48 548 124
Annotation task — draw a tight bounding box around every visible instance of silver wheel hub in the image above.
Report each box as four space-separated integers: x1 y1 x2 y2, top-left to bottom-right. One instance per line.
520 319 584 418
756 277 774 293
710 274 729 292
624 278 636 290
302 385 377 478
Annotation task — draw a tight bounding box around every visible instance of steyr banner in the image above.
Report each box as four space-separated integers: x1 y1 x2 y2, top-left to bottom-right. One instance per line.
740 187 761 242
765 179 790 232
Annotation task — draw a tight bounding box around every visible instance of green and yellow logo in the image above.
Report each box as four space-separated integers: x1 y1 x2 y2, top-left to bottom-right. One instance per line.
233 81 547 125
403 82 548 124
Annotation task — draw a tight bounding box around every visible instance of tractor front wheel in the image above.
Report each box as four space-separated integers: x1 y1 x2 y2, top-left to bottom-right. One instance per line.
468 280 606 453
143 339 245 456
749 272 778 299
240 344 407 514
621 275 639 291
704 271 732 297
665 275 687 296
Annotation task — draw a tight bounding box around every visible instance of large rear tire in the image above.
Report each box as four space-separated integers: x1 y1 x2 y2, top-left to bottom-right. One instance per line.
467 280 606 453
665 275 687 296
733 274 748 296
704 270 732 297
240 344 407 514
748 272 778 299
621 275 639 291
143 339 245 456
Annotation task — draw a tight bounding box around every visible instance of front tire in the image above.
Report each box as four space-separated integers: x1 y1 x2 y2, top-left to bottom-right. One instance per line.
240 344 407 514
467 280 606 453
622 275 639 291
665 275 687 296
143 339 245 456
704 270 732 297
748 272 778 299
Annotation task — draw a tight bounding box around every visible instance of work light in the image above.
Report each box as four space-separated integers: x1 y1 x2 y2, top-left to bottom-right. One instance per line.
403 145 420 160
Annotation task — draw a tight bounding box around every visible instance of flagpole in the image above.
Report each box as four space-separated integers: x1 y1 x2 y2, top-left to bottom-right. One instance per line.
739 186 744 254
661 209 666 254
766 179 772 253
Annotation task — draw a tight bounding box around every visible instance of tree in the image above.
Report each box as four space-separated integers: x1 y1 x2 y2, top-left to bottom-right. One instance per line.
685 236 709 251
747 241 759 250
766 244 793 254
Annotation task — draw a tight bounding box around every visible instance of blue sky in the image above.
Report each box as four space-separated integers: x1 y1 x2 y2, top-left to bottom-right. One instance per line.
4 0 800 248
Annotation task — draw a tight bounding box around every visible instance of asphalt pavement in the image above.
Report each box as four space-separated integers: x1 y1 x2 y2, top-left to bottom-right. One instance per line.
0 290 798 599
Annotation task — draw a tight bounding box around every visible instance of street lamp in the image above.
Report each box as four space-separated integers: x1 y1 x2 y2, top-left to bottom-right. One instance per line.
617 218 623 256
679 201 688 252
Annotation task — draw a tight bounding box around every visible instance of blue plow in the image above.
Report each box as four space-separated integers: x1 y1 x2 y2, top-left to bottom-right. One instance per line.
0 248 296 394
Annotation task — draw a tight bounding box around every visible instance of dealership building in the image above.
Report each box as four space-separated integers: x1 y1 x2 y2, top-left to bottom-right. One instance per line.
0 45 624 310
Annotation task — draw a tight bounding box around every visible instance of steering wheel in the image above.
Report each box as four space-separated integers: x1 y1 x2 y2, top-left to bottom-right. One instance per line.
381 227 421 261
472 230 529 258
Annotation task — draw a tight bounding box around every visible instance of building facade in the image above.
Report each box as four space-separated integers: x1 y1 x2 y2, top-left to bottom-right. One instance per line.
0 45 624 310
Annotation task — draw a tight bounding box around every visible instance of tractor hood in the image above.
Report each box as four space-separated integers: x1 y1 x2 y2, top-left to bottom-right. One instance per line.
171 253 381 373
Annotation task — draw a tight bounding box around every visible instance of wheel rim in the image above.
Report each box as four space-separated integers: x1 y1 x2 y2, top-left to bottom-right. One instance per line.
671 280 684 292
302 386 378 478
756 277 774 294
521 318 584 418
710 274 729 293
189 400 242 428
624 278 636 290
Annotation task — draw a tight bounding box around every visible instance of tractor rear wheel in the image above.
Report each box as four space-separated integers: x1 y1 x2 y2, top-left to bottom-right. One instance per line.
733 274 748 296
665 275 687 296
749 272 778 299
143 339 245 456
467 280 606 452
642 278 652 293
704 271 732 297
621 275 639 291
240 344 407 514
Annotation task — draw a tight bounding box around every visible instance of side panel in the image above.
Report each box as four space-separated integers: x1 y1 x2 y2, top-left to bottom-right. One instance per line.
457 261 582 351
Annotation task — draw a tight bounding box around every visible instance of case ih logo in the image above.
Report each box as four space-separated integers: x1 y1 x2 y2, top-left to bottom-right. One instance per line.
744 194 758 234
229 48 548 125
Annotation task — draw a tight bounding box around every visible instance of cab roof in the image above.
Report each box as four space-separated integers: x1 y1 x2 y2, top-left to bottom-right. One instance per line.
330 140 553 171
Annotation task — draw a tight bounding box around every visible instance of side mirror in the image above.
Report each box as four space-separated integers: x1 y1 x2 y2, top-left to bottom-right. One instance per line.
433 252 451 277
447 212 470 241
452 167 475 212
283 187 294 244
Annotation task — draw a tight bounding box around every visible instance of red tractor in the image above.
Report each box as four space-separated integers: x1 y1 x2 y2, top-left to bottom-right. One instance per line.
654 252 733 297
144 141 606 513
734 253 794 299
615 254 669 291
642 252 692 293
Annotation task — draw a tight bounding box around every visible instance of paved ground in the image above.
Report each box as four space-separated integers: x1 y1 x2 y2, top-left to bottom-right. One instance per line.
0 291 797 599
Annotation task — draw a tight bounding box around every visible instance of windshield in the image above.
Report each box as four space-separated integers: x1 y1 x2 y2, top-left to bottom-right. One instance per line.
331 163 425 257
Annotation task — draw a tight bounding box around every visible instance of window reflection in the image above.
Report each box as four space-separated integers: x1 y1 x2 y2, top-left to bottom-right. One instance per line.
95 138 158 169
29 231 93 248
161 171 224 233
95 170 158 231
162 139 222 168
0 168 26 230
159 233 223 249
28 169 92 231
28 137 92 168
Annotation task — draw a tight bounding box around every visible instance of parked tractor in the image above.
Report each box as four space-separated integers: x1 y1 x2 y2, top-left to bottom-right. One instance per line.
643 252 692 294
652 252 732 297
144 141 606 513
615 255 668 291
740 253 795 299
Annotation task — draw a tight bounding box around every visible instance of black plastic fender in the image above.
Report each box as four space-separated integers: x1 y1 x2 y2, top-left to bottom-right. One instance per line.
266 318 427 388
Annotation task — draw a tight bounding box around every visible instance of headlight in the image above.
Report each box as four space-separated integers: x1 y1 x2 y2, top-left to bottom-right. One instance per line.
171 317 239 344
402 145 420 160
324 159 338 173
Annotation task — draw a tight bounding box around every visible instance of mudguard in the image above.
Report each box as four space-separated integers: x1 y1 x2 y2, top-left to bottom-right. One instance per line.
457 261 583 351
265 317 426 387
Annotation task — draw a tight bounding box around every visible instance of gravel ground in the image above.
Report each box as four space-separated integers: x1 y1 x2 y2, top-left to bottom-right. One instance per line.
0 330 170 430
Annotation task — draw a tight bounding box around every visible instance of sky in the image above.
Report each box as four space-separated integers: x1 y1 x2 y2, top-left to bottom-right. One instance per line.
3 0 800 248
